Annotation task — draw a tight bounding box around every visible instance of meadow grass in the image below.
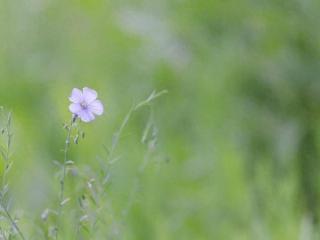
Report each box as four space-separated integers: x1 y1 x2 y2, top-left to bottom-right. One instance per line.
0 90 166 239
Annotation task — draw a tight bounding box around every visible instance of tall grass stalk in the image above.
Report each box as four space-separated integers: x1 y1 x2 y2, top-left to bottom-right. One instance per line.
109 90 167 161
0 112 26 240
76 90 167 237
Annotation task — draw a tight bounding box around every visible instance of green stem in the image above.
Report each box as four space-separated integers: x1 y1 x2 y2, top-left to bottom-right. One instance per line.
0 201 26 240
0 112 26 240
56 116 76 239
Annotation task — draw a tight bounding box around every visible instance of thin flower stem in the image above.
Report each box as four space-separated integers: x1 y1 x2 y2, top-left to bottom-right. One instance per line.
60 120 73 203
56 116 76 239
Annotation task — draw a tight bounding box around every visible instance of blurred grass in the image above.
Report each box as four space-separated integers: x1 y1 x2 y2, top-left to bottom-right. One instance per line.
1 0 320 239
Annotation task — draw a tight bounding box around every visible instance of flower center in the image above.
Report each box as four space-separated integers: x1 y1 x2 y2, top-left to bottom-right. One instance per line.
80 101 89 110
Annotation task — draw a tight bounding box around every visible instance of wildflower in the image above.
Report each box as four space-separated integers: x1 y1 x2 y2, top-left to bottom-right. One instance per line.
69 87 104 122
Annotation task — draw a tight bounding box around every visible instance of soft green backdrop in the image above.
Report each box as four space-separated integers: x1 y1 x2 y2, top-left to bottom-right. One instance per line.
1 0 320 239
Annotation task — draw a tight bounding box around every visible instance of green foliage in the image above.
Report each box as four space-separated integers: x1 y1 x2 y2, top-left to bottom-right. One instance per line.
1 0 320 239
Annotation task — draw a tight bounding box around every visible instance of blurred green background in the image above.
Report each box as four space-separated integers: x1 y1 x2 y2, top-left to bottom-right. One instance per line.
1 0 320 239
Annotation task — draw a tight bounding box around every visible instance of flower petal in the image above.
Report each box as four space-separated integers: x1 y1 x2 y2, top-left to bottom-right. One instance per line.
83 87 97 103
89 100 104 116
69 103 82 114
78 110 95 123
69 88 83 103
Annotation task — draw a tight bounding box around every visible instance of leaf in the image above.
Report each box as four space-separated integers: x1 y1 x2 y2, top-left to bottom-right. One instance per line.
74 135 79 144
79 215 89 222
41 209 50 221
60 198 70 206
65 160 74 165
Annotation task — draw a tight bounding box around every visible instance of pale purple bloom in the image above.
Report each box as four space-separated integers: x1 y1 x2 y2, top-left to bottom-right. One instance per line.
69 87 104 123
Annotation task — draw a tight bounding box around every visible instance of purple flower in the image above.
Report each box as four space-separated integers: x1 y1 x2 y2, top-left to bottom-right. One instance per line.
69 87 104 122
